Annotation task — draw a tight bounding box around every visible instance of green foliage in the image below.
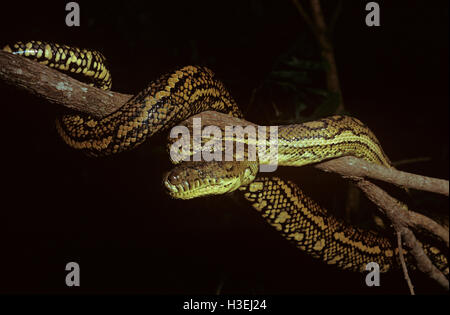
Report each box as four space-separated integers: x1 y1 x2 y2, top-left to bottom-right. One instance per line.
253 36 342 123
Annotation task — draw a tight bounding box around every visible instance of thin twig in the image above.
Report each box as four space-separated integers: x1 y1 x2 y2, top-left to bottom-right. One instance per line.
215 276 225 295
291 0 319 37
355 179 449 290
397 232 415 295
307 0 345 113
401 227 449 290
244 84 262 115
309 0 329 35
329 0 343 35
350 178 448 249
393 157 432 167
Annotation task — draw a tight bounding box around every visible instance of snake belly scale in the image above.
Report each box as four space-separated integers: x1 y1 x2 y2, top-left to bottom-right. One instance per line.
3 41 448 276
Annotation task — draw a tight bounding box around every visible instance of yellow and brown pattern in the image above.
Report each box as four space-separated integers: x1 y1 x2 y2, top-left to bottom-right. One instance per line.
55 64 244 156
4 41 448 276
275 116 391 167
239 176 448 274
4 40 111 90
3 41 241 156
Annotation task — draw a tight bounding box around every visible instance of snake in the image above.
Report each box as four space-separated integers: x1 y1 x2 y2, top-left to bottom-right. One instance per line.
4 41 448 276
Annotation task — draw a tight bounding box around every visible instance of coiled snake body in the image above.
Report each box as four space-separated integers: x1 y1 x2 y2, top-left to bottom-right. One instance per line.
4 41 448 276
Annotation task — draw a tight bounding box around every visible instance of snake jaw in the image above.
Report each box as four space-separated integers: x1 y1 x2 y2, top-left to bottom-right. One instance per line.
163 176 231 200
163 161 258 200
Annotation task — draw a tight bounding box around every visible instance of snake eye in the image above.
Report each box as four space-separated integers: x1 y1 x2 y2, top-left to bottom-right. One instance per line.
169 174 178 183
168 172 181 185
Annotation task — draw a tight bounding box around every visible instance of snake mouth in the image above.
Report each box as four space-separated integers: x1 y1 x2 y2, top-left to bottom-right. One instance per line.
163 176 233 200
163 161 258 200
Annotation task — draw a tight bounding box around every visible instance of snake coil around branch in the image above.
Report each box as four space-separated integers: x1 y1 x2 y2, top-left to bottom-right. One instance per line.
0 41 448 290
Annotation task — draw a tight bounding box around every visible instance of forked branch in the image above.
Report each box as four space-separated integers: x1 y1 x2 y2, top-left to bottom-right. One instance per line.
1 49 448 291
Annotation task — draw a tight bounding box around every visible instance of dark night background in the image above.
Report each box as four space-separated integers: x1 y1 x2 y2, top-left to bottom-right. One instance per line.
0 0 448 295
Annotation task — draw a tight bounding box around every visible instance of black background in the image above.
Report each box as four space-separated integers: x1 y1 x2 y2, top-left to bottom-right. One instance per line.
0 0 448 294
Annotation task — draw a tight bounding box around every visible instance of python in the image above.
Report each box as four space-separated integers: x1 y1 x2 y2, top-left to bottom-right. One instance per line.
3 41 447 276
169 117 279 172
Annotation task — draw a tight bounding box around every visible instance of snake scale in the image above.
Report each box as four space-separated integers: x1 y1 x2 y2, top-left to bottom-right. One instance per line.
4 41 448 276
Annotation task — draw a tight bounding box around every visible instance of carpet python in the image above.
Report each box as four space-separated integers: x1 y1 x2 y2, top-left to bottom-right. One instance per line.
3 41 448 276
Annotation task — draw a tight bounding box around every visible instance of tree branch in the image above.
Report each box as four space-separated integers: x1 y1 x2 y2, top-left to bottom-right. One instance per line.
292 0 345 113
0 50 130 118
329 0 343 35
354 179 448 290
397 231 415 295
175 111 449 289
178 111 449 197
315 156 449 197
1 50 448 290
316 158 448 245
402 227 449 290
291 0 319 37
392 156 432 167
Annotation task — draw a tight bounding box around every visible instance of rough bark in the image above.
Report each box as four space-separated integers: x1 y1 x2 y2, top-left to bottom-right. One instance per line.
0 50 130 117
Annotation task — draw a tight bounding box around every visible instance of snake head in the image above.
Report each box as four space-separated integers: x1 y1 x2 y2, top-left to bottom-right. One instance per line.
163 161 258 200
